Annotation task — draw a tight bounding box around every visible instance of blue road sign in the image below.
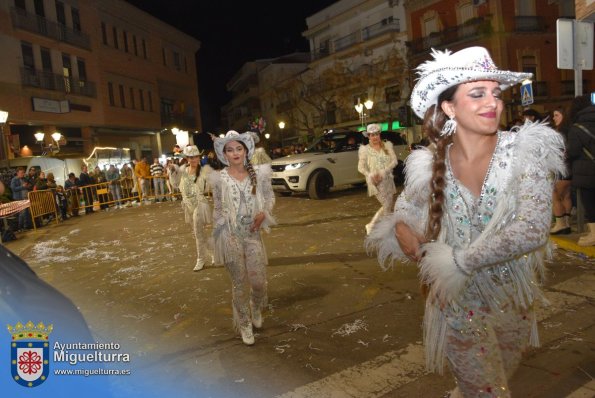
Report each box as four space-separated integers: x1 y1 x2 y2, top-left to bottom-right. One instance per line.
521 83 534 106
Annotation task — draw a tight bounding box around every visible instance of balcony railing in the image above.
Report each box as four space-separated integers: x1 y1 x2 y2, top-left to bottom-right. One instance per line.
514 16 546 32
312 18 401 60
560 80 589 96
311 46 330 61
408 17 491 53
334 31 358 52
160 114 196 129
11 7 90 49
362 18 400 40
20 68 96 97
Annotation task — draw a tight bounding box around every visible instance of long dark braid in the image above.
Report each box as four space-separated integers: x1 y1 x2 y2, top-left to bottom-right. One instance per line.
245 158 257 195
425 85 457 241
236 141 257 195
193 162 202 183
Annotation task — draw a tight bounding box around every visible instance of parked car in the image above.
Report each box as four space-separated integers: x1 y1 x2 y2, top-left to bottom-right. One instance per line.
271 130 409 199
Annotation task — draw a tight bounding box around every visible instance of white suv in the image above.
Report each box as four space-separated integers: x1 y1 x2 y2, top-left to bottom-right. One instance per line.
271 130 409 199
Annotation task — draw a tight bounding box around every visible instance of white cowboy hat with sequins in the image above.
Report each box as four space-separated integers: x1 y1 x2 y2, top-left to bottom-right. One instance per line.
214 130 255 166
410 46 532 119
182 145 203 157
362 123 381 138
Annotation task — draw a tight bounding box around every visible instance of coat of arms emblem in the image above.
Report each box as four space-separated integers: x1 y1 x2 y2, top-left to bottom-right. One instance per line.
7 321 53 387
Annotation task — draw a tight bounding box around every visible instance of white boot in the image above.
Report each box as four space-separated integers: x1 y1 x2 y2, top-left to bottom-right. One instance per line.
578 223 595 247
239 324 254 345
550 216 570 235
251 301 263 329
193 259 204 271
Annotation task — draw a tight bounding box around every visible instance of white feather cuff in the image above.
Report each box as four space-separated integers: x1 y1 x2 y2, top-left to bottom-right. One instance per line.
419 242 469 303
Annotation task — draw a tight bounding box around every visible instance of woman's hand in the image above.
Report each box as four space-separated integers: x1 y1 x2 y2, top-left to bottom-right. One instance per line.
395 222 425 261
371 173 382 186
250 212 266 232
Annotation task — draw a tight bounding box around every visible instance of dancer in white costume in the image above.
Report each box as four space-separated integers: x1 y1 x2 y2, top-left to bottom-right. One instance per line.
357 123 397 235
366 47 566 397
179 145 213 271
210 131 275 345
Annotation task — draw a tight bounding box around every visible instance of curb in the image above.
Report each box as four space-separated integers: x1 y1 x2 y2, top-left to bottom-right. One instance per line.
550 235 595 258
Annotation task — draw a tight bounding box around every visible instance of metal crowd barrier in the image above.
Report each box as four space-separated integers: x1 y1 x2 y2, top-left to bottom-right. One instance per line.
28 190 59 230
24 175 183 229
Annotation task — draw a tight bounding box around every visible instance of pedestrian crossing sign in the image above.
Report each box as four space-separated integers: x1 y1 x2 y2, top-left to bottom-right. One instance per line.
521 83 534 106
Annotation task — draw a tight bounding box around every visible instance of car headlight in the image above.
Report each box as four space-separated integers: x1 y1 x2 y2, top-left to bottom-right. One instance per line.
285 161 310 171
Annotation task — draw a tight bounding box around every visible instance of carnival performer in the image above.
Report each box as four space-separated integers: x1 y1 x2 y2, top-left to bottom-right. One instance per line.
248 131 272 166
179 145 213 271
366 47 565 397
358 123 397 235
209 130 275 346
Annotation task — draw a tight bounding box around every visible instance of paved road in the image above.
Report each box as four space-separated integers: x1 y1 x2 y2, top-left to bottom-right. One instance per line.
5 187 595 398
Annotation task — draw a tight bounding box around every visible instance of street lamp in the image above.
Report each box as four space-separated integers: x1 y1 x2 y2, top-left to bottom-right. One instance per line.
34 131 62 154
355 98 374 127
0 110 7 160
278 121 285 148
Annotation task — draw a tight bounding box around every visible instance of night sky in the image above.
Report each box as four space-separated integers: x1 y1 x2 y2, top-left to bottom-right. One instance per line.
124 0 337 133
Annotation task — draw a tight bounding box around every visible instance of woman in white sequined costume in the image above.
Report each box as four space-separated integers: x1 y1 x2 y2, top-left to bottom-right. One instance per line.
366 47 565 397
358 123 397 235
179 145 213 271
210 131 275 345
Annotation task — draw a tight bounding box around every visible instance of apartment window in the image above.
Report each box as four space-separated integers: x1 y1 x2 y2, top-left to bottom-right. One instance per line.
62 53 72 92
129 87 135 109
516 0 536 15
559 0 575 17
148 91 153 112
173 51 181 71
139 89 145 111
56 1 66 25
15 0 26 12
162 48 167 66
133 35 138 55
123 31 129 52
71 8 81 32
21 42 34 69
77 58 87 81
142 39 147 58
118 84 125 107
33 0 45 17
108 82 115 106
41 47 52 72
101 22 108 45
522 55 537 77
112 27 119 49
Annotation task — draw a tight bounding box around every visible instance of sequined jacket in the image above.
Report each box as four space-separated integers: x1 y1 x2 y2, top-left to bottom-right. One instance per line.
366 121 566 372
357 141 397 197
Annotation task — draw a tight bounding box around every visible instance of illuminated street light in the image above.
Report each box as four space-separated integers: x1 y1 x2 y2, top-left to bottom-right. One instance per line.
34 131 45 142
278 121 285 147
355 98 374 127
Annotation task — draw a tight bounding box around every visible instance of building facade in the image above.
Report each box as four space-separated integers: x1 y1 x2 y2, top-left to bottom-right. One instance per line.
222 0 411 146
404 0 593 125
0 0 201 161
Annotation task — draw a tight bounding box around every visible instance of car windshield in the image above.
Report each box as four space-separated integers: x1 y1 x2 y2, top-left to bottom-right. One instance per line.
305 133 355 153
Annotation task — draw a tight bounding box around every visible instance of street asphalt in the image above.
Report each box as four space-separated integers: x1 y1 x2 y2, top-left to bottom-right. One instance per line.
4 186 595 398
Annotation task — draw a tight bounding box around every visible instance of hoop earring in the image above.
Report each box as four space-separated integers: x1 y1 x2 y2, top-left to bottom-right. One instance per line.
440 116 457 137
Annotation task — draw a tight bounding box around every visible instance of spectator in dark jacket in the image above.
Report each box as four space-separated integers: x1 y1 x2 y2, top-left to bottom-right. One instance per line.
9 167 32 230
79 165 94 214
567 94 595 246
